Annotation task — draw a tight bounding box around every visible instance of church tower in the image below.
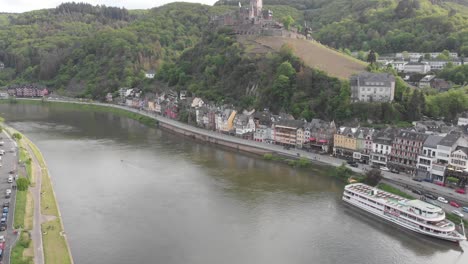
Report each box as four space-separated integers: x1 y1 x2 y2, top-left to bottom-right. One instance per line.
249 0 263 19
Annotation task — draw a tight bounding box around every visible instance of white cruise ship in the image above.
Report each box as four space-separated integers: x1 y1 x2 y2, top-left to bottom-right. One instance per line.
343 183 466 242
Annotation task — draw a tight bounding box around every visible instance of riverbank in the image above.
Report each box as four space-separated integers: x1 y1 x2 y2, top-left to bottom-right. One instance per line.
0 99 157 128
4 98 468 206
4 126 73 264
3 126 34 264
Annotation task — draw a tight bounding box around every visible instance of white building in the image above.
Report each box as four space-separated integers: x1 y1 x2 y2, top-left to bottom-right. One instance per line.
389 61 407 72
350 72 396 103
235 114 256 137
145 71 155 79
458 117 468 127
417 135 443 178
191 97 205 108
449 147 468 172
403 62 431 74
370 130 396 167
431 133 468 182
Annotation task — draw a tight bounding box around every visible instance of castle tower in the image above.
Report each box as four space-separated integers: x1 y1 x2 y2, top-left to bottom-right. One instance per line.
249 0 262 19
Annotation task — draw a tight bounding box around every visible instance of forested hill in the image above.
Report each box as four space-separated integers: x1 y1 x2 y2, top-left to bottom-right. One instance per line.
0 2 225 97
216 0 468 54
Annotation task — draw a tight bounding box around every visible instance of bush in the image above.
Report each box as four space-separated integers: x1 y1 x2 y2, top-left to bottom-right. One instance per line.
263 153 273 160
332 163 354 181
447 177 459 183
17 177 30 191
13 132 23 140
296 157 311 168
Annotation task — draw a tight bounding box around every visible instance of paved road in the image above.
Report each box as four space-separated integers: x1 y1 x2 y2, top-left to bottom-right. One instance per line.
1 131 19 264
26 143 44 264
383 181 468 221
23 98 468 206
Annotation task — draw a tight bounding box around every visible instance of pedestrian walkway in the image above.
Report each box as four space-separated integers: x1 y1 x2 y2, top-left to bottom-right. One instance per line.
26 144 44 264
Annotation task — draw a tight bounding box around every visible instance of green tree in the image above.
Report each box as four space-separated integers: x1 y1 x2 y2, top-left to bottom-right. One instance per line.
17 177 30 191
367 50 376 65
277 61 296 78
281 15 294 30
363 169 382 187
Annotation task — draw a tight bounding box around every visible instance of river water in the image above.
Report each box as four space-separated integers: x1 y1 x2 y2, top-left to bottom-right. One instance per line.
1 103 467 264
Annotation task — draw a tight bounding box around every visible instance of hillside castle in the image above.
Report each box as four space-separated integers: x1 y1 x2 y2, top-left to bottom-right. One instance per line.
211 0 307 39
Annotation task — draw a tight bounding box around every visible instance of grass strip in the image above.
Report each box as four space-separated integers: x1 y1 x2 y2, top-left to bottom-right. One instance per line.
376 183 415 199
41 219 71 264
13 191 27 229
10 232 33 264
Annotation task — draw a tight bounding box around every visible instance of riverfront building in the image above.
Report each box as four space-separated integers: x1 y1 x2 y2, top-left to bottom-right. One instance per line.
388 131 428 173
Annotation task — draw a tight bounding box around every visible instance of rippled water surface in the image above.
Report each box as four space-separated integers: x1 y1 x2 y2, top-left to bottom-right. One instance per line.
1 103 467 264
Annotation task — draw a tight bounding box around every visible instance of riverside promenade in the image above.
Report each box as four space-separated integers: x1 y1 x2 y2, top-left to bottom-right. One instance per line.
15 98 468 205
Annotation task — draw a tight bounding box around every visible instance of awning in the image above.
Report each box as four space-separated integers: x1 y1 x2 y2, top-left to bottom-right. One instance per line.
318 139 328 143
309 137 316 141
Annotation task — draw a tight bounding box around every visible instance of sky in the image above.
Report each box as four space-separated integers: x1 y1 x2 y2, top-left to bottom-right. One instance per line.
0 0 218 13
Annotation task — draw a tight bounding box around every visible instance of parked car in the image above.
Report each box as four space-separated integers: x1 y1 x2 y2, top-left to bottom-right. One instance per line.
2 208 8 214
2 202 9 208
380 167 390 171
450 201 461 208
462 207 468 213
435 181 445 187
7 176 12 183
412 178 423 182
390 168 399 174
412 189 423 195
437 197 448 203
0 224 6 231
0 235 4 242
452 210 465 218
0 150 4 156
423 178 433 183
455 188 466 194
0 141 4 146
347 160 356 165
424 193 437 200
349 163 358 168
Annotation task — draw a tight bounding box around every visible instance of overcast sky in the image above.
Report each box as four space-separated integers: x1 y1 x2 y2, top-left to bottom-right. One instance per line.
0 0 218 13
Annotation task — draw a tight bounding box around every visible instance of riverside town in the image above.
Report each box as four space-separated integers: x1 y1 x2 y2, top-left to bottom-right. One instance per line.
2 0 468 264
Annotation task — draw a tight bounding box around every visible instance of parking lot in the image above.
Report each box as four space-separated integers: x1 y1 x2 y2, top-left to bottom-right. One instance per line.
0 131 19 264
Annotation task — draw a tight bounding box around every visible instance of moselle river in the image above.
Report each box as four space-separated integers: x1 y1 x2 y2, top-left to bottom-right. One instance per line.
1 103 467 264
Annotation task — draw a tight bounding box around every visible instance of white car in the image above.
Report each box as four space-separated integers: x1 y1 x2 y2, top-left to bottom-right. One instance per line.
0 235 4 242
438 197 448 204
5 189 11 195
380 167 390 171
0 141 4 146
452 210 465 218
7 176 13 183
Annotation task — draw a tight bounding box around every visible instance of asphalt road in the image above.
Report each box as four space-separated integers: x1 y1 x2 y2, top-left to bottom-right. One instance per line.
0 131 19 264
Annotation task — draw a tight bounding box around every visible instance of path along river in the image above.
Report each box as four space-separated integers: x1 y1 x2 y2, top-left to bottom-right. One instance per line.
1 103 467 264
